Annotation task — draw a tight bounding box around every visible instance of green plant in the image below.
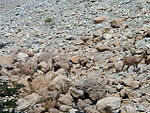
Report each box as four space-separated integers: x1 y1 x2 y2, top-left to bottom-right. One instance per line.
44 17 52 23
0 79 25 113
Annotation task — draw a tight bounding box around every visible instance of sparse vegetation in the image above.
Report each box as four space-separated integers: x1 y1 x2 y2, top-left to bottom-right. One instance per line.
44 17 52 23
0 79 25 113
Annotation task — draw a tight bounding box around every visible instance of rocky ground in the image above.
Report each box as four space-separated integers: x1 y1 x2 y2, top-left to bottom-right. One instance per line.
0 0 150 113
0 0 34 14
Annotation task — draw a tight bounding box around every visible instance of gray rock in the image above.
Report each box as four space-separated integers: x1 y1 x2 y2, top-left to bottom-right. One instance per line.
138 105 145 112
68 109 85 113
70 87 84 98
74 77 107 101
16 52 29 62
96 97 121 110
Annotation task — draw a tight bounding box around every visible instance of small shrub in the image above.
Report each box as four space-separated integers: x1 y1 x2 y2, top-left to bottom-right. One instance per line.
44 17 52 23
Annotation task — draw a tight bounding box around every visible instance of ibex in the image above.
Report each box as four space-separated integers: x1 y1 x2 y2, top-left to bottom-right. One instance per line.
121 50 149 72
52 56 73 77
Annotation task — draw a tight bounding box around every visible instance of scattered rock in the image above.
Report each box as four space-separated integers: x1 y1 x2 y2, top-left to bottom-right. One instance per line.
0 55 14 64
16 93 42 110
38 61 50 72
48 108 60 113
113 40 122 47
0 0 149 112
16 52 29 62
93 16 108 24
69 56 80 64
96 43 110 52
84 107 99 113
103 33 113 40
74 77 107 101
68 109 85 113
33 105 45 113
42 98 58 110
96 97 121 110
59 105 71 112
138 105 145 112
58 93 73 106
77 99 89 109
70 87 84 98
93 29 103 38
130 80 140 89
37 53 54 63
111 18 126 28
30 76 49 92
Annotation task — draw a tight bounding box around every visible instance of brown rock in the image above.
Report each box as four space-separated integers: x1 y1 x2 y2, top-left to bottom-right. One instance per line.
59 105 71 112
58 93 73 106
84 107 99 113
75 39 85 45
107 56 117 63
16 61 38 75
42 98 58 110
20 68 34 75
16 93 42 110
99 106 113 113
36 87 49 98
77 99 89 109
48 108 60 113
93 16 108 24
48 73 71 93
11 68 21 75
26 51 34 57
69 56 80 64
81 36 91 43
96 44 110 52
130 80 140 89
0 74 9 81
37 52 54 63
84 99 93 105
93 29 103 38
113 40 122 47
0 55 14 64
122 78 133 87
146 27 150 36
70 87 84 98
33 105 45 113
38 61 50 72
111 18 126 28
10 75 20 84
30 76 49 92
120 88 136 98
18 76 31 91
45 71 58 81
135 34 143 40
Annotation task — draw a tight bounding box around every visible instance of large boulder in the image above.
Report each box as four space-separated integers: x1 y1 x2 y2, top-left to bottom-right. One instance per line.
96 97 121 110
74 76 107 102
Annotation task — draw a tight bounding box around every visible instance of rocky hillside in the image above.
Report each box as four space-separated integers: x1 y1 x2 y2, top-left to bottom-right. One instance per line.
0 0 150 113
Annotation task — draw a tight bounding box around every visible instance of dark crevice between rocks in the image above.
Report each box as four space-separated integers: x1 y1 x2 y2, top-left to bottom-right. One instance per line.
0 42 14 49
122 93 129 99
53 65 61 72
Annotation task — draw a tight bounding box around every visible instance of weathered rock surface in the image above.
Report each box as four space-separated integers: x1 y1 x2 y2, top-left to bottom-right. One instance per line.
96 97 121 110
0 0 150 112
